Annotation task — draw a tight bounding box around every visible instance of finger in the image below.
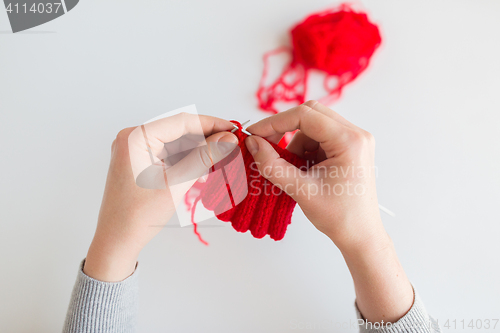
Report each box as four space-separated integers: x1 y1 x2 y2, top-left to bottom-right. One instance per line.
261 132 285 145
245 136 313 202
163 131 239 206
136 132 239 191
129 114 234 182
166 131 238 183
130 113 234 157
302 100 358 130
246 103 353 158
286 130 320 158
250 100 357 145
147 113 234 142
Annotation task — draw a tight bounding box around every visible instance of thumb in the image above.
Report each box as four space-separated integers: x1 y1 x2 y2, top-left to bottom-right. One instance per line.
135 132 238 191
166 131 239 185
163 131 239 207
245 136 312 202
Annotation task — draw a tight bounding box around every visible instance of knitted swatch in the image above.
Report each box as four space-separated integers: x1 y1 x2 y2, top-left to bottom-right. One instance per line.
192 121 308 241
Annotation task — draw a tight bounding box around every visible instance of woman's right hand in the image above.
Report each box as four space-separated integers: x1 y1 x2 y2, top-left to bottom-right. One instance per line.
245 101 414 324
245 100 385 251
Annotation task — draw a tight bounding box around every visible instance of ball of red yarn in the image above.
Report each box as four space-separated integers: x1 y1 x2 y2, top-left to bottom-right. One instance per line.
257 4 381 115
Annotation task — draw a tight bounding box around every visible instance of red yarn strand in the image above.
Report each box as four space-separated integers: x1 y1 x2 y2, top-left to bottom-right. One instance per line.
256 3 381 115
190 196 209 246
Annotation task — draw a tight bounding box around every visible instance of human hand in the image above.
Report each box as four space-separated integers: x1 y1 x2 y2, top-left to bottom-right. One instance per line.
245 101 413 323
245 100 384 251
84 113 238 282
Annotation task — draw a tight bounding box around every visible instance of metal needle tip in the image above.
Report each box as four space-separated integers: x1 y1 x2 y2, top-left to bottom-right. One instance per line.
231 120 251 133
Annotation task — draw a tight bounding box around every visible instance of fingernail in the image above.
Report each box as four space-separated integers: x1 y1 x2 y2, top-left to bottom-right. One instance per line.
218 133 238 154
246 136 259 155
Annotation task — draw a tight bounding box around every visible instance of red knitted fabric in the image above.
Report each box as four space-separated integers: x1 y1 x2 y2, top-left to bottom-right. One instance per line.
192 121 308 241
256 4 381 114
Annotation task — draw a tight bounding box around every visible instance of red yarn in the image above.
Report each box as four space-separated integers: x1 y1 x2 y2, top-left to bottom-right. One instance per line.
256 4 381 115
191 121 308 242
190 196 209 245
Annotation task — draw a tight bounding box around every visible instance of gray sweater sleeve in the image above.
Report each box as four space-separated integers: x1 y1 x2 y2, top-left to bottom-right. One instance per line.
63 260 139 333
63 261 439 333
355 287 441 333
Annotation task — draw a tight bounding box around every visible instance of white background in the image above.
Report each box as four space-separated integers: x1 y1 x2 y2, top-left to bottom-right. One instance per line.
1 0 499 332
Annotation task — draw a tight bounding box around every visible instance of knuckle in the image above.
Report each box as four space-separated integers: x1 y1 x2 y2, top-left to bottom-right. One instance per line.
116 128 130 141
347 130 375 151
364 131 376 146
296 103 314 118
259 160 275 179
114 127 133 148
171 112 190 124
178 112 192 123
349 131 366 145
197 146 213 169
303 100 319 108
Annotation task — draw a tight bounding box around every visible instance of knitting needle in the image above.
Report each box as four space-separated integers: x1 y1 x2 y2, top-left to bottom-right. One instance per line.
231 119 251 133
378 204 395 217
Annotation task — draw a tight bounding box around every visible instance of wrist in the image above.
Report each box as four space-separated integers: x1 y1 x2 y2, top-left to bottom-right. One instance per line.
337 231 413 323
325 213 389 256
338 229 392 264
83 236 140 282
